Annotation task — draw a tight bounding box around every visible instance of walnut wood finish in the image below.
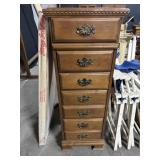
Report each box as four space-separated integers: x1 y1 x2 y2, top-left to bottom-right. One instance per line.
43 7 129 149
51 18 121 42
57 51 113 72
63 118 103 131
59 72 110 89
63 105 105 118
62 90 107 105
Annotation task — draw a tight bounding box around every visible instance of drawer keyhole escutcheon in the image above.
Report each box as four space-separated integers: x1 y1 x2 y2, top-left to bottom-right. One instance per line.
77 110 89 117
78 95 91 103
77 134 88 139
76 24 95 36
77 58 93 67
77 122 89 128
77 78 92 86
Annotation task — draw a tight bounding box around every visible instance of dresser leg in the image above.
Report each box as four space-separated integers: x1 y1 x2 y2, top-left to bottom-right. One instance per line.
91 144 104 150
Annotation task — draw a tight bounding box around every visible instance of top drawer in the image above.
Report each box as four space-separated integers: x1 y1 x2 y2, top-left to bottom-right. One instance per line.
51 18 121 42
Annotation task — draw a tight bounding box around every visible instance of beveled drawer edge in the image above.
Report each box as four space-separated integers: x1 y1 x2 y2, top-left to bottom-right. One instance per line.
64 130 102 134
63 105 105 109
63 118 103 122
57 50 113 55
52 43 119 50
59 72 110 76
61 89 108 94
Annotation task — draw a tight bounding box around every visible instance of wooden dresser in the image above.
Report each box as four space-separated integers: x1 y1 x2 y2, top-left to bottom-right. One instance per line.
43 7 129 149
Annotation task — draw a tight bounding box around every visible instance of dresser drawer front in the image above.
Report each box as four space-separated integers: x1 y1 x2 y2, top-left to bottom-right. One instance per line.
64 118 103 131
52 18 121 42
62 90 107 105
57 51 113 72
59 73 110 90
65 131 101 140
63 105 105 118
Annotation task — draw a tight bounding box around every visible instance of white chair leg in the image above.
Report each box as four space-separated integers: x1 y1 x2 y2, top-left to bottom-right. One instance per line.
114 103 125 151
127 102 137 149
118 131 122 148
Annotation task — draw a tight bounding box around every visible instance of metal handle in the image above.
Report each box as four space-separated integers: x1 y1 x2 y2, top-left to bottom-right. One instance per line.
77 58 93 67
77 122 88 128
77 134 88 139
76 24 95 36
77 78 92 86
78 96 91 103
77 111 89 117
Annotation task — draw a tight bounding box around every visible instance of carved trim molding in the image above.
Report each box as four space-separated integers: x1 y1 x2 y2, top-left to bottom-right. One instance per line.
43 8 130 17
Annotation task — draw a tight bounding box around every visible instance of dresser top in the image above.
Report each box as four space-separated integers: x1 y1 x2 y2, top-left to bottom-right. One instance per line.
43 7 130 17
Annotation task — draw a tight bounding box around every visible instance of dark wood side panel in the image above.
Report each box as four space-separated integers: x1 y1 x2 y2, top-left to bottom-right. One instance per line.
101 49 117 138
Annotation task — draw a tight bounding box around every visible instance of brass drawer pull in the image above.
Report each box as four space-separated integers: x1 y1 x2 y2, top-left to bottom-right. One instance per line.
77 134 88 139
78 95 91 103
77 78 92 86
77 111 89 117
77 58 93 67
76 24 95 36
77 122 88 128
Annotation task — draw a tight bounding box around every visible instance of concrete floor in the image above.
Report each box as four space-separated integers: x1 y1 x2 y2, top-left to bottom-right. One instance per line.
20 67 140 156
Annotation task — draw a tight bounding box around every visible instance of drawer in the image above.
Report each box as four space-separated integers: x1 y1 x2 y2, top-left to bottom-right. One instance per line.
59 72 110 90
51 18 121 42
57 51 113 72
65 131 101 140
63 105 105 118
62 90 107 105
63 118 103 131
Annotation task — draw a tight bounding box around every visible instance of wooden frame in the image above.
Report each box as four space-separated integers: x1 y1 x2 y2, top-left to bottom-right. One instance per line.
20 4 41 79
20 32 38 79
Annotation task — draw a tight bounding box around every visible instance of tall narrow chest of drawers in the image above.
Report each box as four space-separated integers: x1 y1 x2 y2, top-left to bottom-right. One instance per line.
43 7 129 149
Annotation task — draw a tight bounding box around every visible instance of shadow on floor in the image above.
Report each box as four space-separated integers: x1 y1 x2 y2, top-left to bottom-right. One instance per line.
50 104 61 130
33 115 39 143
49 104 62 147
32 104 61 145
